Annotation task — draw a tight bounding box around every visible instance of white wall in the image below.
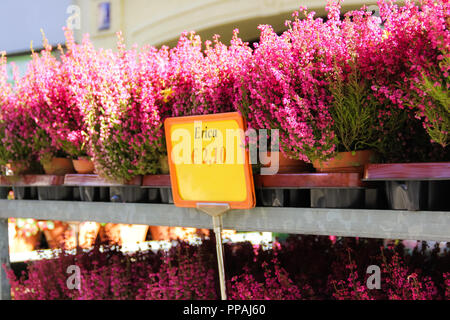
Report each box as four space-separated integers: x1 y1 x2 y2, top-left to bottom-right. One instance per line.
0 0 378 55
74 0 377 50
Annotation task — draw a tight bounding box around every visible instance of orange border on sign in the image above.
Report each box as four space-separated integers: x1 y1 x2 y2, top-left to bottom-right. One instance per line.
164 112 255 209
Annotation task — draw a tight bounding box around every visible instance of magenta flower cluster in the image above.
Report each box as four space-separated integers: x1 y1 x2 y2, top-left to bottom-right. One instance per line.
240 0 449 162
360 0 449 147
165 30 252 117
64 30 168 180
0 0 448 176
0 26 253 179
347 0 450 161
0 53 39 168
4 236 450 300
329 248 439 300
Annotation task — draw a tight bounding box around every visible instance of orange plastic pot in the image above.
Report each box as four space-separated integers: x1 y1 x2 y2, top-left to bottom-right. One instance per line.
72 158 95 174
42 157 75 175
312 150 376 174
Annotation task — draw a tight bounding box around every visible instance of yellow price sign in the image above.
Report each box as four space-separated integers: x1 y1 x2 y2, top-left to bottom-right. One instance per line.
164 112 255 209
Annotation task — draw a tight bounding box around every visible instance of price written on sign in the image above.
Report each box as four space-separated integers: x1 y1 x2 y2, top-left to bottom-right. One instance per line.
164 112 255 209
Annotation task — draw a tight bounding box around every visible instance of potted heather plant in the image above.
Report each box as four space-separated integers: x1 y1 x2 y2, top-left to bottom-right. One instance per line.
14 45 74 200
311 62 385 209
18 36 76 176
407 54 450 210
156 30 254 205
0 53 42 176
60 29 99 174
17 30 98 176
237 17 337 206
312 66 380 174
247 2 388 208
238 10 336 168
286 3 384 174
360 0 449 163
78 32 164 203
358 0 450 210
398 0 449 150
207 32 310 174
1 54 43 201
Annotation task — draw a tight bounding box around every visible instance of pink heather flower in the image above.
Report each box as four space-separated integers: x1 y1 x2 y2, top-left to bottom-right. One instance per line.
0 53 40 166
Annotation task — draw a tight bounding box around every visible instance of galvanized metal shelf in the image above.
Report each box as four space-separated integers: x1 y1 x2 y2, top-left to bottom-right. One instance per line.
1 200 449 242
1 168 449 299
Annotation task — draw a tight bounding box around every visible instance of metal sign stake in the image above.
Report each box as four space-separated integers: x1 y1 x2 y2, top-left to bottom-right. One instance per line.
197 202 230 300
68 221 80 249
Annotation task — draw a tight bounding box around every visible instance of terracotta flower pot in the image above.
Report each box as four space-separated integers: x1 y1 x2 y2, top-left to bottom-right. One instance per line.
44 221 100 249
43 158 75 175
149 226 176 241
149 226 210 241
99 223 149 246
119 224 149 245
262 151 310 173
312 150 376 174
98 223 122 244
78 222 101 248
8 222 41 253
72 158 95 174
43 221 75 249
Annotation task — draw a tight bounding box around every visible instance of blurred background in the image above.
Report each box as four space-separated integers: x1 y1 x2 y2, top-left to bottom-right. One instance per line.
0 0 377 78
0 0 378 257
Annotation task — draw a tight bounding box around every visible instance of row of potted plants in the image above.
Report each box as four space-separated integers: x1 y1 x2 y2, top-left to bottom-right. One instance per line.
5 236 450 300
8 216 213 253
8 218 99 253
0 0 448 182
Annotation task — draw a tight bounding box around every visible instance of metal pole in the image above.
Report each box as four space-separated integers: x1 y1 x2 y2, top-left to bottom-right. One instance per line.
68 221 79 249
74 223 79 249
197 203 230 300
212 215 227 300
0 218 11 300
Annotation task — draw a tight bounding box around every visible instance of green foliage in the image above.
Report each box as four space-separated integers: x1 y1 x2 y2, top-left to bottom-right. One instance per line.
0 117 38 169
328 67 381 153
0 124 8 166
418 68 450 148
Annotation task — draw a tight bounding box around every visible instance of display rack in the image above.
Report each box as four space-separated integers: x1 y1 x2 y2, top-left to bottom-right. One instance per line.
1 168 449 299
